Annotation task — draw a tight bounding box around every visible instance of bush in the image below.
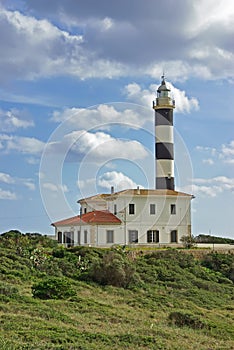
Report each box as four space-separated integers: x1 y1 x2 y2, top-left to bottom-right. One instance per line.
143 250 196 269
52 247 65 258
68 246 105 259
0 282 18 298
88 251 137 288
168 311 206 329
201 253 234 281
32 277 76 300
180 235 196 249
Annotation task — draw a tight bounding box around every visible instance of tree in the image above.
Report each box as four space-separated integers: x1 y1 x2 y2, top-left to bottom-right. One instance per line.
180 235 196 249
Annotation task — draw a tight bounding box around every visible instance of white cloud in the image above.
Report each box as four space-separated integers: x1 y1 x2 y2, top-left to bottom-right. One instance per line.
51 104 149 129
222 140 234 154
192 184 221 197
0 7 125 81
190 0 234 36
0 171 35 190
167 82 199 113
221 141 234 163
224 159 234 165
0 172 15 184
202 158 214 165
78 178 96 190
124 82 199 114
196 145 217 156
0 108 34 132
0 134 45 155
23 181 36 191
123 83 155 110
101 17 114 31
98 171 142 191
196 141 234 165
25 157 39 165
0 188 17 200
191 176 234 197
0 2 234 82
48 130 148 162
42 182 69 193
146 60 214 82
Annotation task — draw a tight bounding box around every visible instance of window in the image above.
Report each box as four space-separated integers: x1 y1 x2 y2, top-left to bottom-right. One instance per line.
107 230 114 243
84 230 88 244
114 204 117 215
150 204 156 215
171 204 176 215
58 231 62 243
171 230 178 243
129 230 138 243
147 230 159 243
84 207 87 214
129 203 135 215
64 231 74 247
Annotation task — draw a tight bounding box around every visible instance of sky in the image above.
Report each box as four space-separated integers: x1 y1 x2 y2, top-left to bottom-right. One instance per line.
0 0 233 238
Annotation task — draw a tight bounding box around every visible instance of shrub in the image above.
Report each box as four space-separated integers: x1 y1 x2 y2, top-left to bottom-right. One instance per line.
37 259 63 277
30 247 51 268
180 235 196 249
52 247 65 258
144 250 196 269
32 277 76 300
201 253 234 281
168 311 206 329
0 282 18 298
68 246 105 259
88 251 137 288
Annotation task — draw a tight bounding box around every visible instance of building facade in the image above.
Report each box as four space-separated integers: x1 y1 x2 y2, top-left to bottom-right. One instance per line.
52 77 194 247
52 189 193 247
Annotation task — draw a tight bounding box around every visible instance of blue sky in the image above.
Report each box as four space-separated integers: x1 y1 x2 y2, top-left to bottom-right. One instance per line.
0 0 233 238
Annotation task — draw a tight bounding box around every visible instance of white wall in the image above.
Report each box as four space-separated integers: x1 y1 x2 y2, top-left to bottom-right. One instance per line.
56 193 192 246
107 194 191 244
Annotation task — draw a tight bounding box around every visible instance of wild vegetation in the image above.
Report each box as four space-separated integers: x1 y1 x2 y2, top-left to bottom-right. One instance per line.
0 231 233 349
195 234 234 244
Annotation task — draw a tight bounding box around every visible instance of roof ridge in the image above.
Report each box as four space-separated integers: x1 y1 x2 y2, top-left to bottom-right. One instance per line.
52 209 121 226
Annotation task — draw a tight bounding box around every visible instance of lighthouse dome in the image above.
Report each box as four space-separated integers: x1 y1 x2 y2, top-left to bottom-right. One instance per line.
157 76 170 93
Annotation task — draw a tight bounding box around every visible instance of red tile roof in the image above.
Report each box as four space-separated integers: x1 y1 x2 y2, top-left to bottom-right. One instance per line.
52 210 121 227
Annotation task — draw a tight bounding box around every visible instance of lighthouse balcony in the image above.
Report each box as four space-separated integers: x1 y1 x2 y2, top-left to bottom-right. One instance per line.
154 97 175 108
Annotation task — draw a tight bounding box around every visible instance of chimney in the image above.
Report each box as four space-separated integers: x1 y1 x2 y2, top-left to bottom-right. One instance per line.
111 186 114 194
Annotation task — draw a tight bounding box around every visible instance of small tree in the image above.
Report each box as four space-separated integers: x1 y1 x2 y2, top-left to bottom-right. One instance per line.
180 235 196 249
32 277 76 300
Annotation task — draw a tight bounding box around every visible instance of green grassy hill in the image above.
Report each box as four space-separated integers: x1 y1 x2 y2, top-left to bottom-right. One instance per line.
0 232 233 350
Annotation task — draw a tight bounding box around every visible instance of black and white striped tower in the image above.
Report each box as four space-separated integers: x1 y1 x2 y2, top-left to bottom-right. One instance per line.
152 76 175 190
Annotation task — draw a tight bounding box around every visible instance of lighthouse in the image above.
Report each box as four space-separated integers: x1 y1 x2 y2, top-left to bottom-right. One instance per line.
153 76 175 190
53 76 194 246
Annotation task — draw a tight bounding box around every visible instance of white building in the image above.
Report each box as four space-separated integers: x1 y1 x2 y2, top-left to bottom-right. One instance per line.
52 77 194 247
52 189 193 247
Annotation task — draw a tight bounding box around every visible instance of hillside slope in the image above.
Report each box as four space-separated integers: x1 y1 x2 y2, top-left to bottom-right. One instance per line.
0 233 233 350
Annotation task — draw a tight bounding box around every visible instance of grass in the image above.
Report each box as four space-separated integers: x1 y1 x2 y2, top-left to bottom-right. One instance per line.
0 234 233 349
